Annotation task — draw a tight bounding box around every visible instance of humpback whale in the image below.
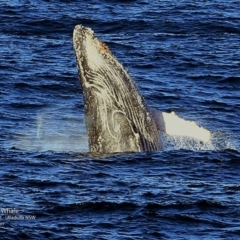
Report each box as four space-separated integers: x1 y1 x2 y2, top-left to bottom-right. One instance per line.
73 25 211 153
73 25 162 153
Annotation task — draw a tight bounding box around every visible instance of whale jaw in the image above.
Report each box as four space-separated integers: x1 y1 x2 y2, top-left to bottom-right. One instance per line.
73 25 162 153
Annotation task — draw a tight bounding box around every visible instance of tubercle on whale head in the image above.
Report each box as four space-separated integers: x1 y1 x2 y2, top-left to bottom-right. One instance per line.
73 25 113 67
99 41 111 55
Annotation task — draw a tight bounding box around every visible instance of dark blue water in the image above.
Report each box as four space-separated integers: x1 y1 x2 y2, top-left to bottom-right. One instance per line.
1 0 240 239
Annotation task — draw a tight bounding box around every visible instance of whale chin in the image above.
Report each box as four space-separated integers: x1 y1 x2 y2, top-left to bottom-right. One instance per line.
73 24 162 153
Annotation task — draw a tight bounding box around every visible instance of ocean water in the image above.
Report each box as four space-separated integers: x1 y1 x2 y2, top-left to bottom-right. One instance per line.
1 0 240 239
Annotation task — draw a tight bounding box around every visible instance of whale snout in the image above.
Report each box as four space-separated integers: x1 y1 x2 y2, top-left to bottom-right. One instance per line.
74 24 112 58
73 24 94 39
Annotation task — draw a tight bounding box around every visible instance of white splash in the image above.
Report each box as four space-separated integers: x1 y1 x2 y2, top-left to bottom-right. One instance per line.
156 111 237 151
13 107 88 152
162 112 211 143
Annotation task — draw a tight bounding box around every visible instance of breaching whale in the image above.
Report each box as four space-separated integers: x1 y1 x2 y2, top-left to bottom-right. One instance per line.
73 25 162 153
73 25 211 153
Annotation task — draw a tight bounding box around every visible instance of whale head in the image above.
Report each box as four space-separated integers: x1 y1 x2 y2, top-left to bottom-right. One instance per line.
73 25 162 153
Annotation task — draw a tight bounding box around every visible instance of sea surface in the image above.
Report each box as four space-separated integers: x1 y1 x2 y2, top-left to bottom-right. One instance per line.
1 0 240 239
